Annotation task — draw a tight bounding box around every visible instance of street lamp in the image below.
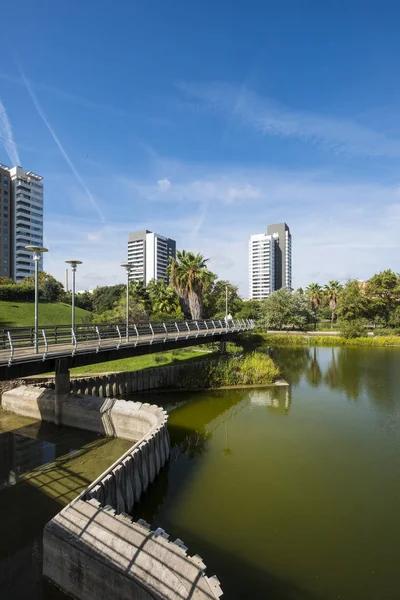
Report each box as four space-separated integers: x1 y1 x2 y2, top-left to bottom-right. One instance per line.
65 260 82 332
120 263 131 341
25 245 48 353
225 284 228 319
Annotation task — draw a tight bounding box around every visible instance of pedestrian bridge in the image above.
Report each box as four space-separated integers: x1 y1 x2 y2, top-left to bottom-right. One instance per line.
0 319 254 380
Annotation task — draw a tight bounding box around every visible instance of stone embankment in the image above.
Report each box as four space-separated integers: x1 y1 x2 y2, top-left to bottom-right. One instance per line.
1 386 222 599
35 362 203 397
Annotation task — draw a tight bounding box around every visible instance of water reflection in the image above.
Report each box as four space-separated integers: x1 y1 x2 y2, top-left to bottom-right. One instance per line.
0 433 55 492
274 345 400 410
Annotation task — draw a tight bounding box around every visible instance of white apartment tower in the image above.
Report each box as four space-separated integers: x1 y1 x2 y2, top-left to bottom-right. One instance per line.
249 222 292 300
0 164 44 282
127 230 176 285
249 233 275 300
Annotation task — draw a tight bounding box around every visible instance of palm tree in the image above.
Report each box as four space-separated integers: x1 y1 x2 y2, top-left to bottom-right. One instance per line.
306 283 322 330
324 280 342 329
147 279 178 315
167 250 215 319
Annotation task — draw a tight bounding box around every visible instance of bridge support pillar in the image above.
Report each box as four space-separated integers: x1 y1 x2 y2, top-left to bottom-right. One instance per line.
55 359 70 426
219 340 227 353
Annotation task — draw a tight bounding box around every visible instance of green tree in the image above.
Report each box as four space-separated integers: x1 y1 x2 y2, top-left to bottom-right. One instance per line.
167 250 216 319
147 279 179 315
337 280 367 321
235 299 262 320
75 291 94 312
96 295 148 324
40 278 64 302
129 280 152 315
324 280 342 328
92 284 125 313
306 283 322 330
204 280 244 318
258 288 312 330
24 271 65 302
365 270 400 326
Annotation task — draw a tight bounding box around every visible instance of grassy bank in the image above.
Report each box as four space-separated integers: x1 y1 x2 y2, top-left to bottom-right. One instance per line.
162 351 280 389
69 347 214 375
257 333 400 347
0 300 90 328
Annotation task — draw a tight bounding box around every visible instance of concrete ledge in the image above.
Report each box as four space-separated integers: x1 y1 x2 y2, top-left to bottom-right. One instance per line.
44 499 221 600
1 385 222 598
1 386 161 441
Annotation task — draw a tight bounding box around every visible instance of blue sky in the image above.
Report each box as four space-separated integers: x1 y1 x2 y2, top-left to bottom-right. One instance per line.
1 0 400 294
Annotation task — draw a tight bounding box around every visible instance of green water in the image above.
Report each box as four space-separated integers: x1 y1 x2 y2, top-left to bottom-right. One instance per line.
0 411 131 599
133 346 400 600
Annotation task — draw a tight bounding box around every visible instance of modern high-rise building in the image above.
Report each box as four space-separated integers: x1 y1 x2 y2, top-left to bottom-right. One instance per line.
127 230 176 285
267 222 292 290
0 165 11 278
0 164 44 282
249 222 292 300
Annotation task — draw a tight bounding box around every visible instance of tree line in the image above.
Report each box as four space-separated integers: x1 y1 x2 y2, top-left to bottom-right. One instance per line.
260 270 400 336
2 254 399 336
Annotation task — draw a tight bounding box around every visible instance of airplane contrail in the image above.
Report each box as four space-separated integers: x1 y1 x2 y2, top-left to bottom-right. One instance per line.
0 96 21 166
19 66 105 222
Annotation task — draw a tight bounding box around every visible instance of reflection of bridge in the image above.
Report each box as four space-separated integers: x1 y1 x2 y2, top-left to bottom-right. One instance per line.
0 319 254 381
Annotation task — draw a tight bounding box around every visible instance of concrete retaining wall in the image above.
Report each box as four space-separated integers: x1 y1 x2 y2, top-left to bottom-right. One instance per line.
44 499 222 600
38 362 204 397
1 385 222 598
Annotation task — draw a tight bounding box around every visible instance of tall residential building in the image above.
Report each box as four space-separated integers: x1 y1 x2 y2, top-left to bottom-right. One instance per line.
127 230 176 285
249 233 275 300
267 222 292 290
0 165 11 278
249 222 292 300
0 164 44 282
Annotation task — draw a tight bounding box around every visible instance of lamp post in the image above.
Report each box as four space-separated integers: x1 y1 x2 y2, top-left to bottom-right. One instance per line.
225 284 228 321
120 263 131 341
65 260 82 332
25 245 48 353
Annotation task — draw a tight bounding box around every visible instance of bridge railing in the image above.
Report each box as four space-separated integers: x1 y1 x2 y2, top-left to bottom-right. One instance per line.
0 319 254 366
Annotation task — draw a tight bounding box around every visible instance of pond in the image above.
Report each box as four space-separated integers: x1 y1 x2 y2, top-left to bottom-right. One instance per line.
0 411 131 599
132 346 400 600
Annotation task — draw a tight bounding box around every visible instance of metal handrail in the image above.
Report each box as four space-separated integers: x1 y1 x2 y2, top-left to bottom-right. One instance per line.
0 319 255 367
96 326 103 352
42 329 48 360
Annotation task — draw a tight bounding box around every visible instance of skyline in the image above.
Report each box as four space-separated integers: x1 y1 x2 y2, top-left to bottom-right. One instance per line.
1 1 400 294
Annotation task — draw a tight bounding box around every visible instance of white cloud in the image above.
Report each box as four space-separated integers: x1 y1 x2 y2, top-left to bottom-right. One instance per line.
178 81 400 158
227 184 260 203
157 178 172 191
87 232 101 242
0 96 20 166
41 160 400 295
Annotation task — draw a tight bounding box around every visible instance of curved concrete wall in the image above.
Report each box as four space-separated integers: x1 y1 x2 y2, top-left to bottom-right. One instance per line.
0 386 224 599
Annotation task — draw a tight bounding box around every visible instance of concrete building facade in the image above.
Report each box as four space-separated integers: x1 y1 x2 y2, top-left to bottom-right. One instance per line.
127 230 176 285
0 165 11 278
249 233 275 300
249 222 292 300
0 164 44 282
267 222 292 290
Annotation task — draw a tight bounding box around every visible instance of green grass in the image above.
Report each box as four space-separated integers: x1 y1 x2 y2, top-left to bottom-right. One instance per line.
69 347 214 375
258 333 400 347
0 300 90 328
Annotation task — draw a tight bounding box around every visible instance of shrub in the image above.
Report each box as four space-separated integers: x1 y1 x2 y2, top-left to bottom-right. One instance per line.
373 327 400 337
339 319 367 339
163 351 280 389
154 354 169 364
